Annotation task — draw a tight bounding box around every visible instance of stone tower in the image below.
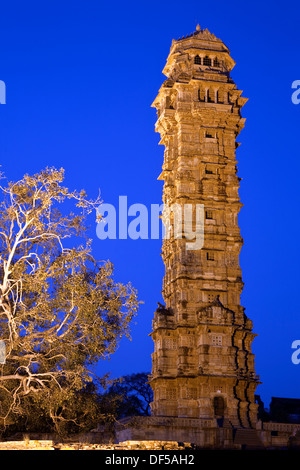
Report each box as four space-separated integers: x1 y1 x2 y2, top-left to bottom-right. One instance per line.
149 25 260 429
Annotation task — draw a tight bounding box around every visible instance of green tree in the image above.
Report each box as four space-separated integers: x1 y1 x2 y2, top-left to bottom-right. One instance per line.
0 167 139 433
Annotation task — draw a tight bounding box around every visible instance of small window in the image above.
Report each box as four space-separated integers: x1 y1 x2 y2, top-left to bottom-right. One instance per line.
212 334 222 346
205 210 213 220
205 132 214 138
163 338 177 350
203 56 211 66
194 55 201 64
205 167 214 174
207 90 214 103
166 389 177 400
213 58 220 67
207 252 214 261
186 388 198 399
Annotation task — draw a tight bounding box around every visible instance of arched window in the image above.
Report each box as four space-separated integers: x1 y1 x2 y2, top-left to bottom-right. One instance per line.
213 396 225 417
207 89 214 103
194 55 201 65
213 57 220 67
198 89 204 102
203 56 211 66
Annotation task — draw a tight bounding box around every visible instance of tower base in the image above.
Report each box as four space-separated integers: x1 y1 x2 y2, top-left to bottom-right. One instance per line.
115 416 265 449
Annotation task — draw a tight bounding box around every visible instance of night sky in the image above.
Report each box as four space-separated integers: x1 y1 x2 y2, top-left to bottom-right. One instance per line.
0 0 299 408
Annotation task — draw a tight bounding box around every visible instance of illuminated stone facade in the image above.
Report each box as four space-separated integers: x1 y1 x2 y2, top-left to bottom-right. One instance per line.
149 25 260 428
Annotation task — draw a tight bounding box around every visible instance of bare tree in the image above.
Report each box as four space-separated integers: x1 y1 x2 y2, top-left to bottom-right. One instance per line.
0 167 139 432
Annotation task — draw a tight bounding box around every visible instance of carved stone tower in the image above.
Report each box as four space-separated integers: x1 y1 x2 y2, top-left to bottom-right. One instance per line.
149 25 260 428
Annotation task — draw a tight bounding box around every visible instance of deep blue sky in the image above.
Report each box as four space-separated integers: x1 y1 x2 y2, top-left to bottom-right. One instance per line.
0 0 299 408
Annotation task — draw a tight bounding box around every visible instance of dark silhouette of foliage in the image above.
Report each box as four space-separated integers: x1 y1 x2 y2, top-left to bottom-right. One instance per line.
104 372 153 419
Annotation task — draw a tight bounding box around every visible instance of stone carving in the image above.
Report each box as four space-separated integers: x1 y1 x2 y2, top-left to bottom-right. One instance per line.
155 302 172 316
149 25 259 430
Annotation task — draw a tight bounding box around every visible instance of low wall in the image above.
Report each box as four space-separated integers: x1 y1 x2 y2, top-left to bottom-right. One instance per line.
0 439 193 450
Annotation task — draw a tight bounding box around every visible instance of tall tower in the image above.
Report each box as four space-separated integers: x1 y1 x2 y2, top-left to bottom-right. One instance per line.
150 26 260 428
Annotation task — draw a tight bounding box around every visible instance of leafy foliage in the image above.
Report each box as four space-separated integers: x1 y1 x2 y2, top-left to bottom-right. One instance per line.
0 167 139 433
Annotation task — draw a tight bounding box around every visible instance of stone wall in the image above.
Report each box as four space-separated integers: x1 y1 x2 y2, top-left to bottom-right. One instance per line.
0 439 193 450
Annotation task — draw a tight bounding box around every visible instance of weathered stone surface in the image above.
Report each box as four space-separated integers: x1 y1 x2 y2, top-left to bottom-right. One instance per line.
0 438 194 450
115 416 237 449
149 24 260 430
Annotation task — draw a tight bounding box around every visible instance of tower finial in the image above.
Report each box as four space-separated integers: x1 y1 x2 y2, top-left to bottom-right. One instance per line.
196 24 201 31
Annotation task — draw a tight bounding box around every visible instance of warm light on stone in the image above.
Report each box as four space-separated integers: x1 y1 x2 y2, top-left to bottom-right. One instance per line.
149 24 259 429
